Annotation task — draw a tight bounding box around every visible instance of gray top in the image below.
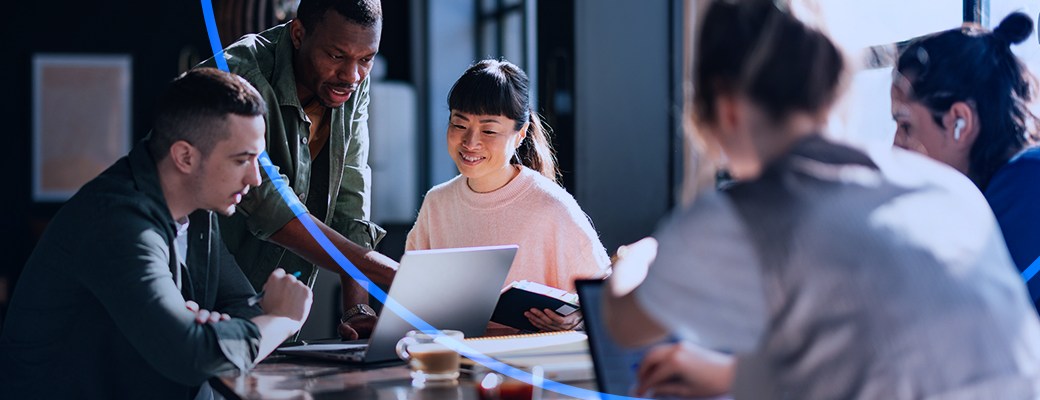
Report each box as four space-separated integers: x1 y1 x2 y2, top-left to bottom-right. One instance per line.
0 142 263 399
637 136 1040 399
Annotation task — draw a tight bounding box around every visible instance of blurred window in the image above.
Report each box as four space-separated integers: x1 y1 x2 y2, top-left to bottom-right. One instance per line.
794 1 964 153
478 0 529 68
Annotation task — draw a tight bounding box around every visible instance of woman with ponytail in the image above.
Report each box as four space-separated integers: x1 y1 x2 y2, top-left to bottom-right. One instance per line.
892 12 1040 306
405 59 610 332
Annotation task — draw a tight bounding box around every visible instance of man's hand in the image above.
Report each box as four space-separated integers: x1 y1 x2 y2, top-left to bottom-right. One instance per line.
337 274 376 341
636 341 734 398
185 300 230 324
337 314 377 340
249 269 314 363
525 308 582 331
259 268 313 324
271 216 399 287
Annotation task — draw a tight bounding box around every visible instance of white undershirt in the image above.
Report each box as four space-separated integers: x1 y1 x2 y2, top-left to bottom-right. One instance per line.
174 217 189 290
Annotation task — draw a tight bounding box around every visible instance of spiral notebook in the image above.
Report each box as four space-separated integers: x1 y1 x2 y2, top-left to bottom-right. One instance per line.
460 331 593 382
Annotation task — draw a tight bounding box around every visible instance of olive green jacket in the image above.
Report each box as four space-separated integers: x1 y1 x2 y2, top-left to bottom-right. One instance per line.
202 23 385 289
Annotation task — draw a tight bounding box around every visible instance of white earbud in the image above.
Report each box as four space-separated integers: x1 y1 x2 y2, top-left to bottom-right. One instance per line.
954 118 965 141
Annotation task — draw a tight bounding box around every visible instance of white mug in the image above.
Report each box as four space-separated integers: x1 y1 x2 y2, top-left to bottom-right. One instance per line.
395 330 464 386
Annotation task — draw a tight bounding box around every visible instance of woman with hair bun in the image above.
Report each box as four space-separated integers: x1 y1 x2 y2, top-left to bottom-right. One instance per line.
892 12 1040 307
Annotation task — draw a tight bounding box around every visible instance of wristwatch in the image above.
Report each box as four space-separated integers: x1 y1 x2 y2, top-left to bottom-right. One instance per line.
340 303 377 323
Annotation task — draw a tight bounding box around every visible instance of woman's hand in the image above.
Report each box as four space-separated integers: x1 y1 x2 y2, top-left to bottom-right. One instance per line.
525 308 582 331
636 341 734 398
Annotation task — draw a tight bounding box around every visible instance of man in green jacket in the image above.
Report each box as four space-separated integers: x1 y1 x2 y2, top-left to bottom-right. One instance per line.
202 0 398 340
0 68 313 399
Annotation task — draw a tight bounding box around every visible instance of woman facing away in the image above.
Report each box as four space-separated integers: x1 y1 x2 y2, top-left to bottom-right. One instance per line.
891 11 1040 307
405 59 610 333
602 0 1040 398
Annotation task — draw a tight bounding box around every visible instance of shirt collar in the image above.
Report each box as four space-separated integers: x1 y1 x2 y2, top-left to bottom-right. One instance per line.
271 24 305 109
174 216 190 237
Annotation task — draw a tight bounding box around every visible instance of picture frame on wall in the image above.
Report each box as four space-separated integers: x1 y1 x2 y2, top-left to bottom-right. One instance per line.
32 54 132 202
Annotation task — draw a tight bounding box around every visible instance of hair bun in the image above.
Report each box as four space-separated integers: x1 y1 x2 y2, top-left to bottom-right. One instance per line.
994 12 1033 45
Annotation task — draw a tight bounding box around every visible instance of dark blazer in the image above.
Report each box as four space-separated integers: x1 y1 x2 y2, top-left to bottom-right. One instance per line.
0 142 263 399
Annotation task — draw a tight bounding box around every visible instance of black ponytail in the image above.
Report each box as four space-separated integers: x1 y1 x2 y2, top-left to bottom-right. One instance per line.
514 111 559 183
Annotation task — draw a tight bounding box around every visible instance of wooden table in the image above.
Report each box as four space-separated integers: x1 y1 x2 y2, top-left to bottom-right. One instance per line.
211 354 599 399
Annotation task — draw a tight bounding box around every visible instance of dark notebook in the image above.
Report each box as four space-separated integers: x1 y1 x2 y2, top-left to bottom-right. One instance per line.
490 280 580 332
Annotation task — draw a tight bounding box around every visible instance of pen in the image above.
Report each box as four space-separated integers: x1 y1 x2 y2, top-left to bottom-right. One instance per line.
247 271 301 307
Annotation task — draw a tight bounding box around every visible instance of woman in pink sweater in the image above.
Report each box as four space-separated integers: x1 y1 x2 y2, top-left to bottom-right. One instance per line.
406 59 611 332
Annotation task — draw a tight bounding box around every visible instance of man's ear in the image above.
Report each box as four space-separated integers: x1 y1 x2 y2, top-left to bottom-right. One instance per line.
946 101 978 150
289 19 306 50
168 141 198 174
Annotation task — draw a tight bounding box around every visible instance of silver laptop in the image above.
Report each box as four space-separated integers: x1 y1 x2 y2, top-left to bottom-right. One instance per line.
279 245 517 363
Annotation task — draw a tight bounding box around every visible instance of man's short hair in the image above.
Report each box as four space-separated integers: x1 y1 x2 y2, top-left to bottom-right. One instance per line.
296 0 382 31
150 68 267 160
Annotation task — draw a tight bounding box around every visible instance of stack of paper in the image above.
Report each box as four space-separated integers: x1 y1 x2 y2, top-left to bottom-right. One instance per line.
461 331 593 382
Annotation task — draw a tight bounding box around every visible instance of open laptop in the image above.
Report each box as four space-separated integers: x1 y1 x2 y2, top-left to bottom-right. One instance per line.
575 279 649 397
278 245 518 363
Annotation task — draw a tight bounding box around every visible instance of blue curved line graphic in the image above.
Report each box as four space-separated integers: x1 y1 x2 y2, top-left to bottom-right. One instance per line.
198 1 644 398
200 1 228 72
1022 256 1040 283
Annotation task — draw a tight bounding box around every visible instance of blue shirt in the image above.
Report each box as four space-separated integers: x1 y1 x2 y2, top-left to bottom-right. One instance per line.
984 146 1040 305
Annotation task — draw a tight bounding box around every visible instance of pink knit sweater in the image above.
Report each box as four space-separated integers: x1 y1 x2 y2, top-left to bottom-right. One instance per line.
405 167 610 292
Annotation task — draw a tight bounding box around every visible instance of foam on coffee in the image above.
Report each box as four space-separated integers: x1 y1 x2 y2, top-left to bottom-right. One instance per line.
408 343 460 377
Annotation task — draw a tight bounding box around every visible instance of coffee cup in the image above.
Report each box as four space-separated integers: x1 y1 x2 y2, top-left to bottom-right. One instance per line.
395 330 464 386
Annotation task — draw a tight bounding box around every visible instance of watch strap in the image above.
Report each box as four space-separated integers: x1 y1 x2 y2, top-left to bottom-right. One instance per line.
340 303 377 323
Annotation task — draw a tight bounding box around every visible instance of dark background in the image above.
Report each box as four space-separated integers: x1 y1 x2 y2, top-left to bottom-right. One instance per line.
0 0 682 330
